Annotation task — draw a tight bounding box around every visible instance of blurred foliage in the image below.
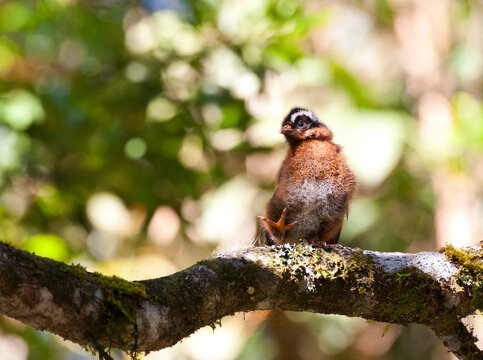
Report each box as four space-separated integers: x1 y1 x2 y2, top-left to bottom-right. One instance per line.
0 0 482 359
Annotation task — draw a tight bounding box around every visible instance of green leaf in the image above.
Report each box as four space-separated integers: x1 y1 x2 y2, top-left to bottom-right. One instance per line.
0 89 45 131
396 272 412 282
0 2 30 32
22 234 70 262
382 323 391 337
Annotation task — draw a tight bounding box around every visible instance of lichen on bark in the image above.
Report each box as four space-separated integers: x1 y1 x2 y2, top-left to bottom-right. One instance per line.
0 241 481 360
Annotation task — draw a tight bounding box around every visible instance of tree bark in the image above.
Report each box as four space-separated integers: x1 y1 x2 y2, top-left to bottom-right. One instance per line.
0 241 481 359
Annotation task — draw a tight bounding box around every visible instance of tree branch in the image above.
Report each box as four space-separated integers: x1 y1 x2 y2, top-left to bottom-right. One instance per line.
0 242 481 359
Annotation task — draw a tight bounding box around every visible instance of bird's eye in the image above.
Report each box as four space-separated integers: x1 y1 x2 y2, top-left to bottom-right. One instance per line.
297 121 305 128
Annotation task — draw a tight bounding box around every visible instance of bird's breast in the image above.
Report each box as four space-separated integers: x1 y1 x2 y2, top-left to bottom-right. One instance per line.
274 138 354 233
285 179 346 212
280 178 346 241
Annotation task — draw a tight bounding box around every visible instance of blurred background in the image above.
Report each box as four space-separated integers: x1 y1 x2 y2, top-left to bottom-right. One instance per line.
0 0 482 359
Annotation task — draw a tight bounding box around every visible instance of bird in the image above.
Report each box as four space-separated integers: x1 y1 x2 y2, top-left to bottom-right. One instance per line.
258 107 356 245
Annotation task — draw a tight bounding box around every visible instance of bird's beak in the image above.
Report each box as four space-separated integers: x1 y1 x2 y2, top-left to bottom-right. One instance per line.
280 124 291 134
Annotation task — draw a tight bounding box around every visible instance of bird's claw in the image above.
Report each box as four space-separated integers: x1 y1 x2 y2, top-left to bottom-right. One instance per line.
258 208 297 243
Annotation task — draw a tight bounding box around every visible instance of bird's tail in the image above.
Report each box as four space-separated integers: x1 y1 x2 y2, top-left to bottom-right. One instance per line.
252 222 275 246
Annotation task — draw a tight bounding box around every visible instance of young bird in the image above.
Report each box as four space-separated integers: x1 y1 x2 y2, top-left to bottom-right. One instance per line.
259 108 356 245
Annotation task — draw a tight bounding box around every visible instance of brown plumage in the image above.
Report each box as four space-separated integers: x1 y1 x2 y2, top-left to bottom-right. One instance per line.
259 108 356 245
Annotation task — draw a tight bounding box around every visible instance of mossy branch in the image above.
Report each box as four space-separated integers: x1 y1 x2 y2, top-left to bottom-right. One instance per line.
0 241 481 359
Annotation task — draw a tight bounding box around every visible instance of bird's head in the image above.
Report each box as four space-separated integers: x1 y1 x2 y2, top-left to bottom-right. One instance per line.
280 108 333 143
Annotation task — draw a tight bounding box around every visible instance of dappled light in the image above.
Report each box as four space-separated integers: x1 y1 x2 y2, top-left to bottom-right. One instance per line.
0 0 481 359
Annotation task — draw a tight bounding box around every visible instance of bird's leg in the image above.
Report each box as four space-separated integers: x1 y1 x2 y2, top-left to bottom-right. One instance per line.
258 208 297 243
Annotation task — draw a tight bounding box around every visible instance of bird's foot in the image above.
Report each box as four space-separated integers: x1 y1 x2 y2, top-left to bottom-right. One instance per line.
258 208 297 243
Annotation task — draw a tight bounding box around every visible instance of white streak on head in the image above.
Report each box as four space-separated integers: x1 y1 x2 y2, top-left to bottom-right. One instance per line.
290 110 316 123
